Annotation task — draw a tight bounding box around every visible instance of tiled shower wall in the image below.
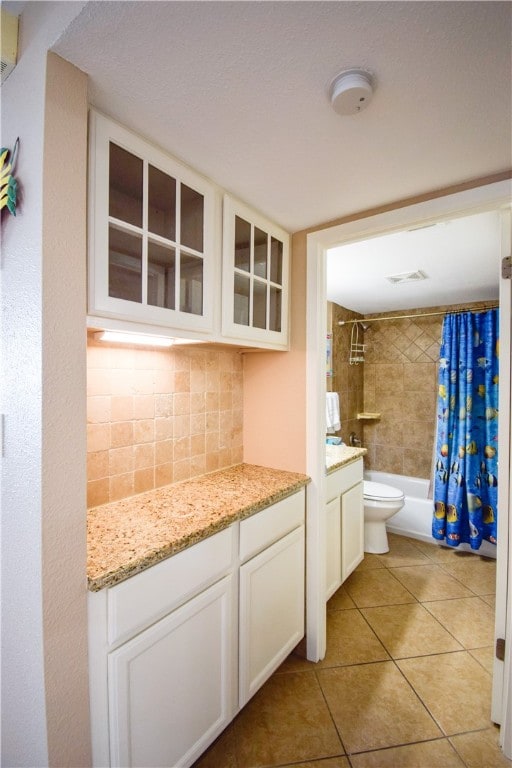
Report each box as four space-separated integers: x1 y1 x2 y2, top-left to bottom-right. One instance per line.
330 301 497 479
328 302 364 443
362 311 442 477
86 338 243 507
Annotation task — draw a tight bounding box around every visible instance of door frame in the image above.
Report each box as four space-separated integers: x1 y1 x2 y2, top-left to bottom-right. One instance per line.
305 180 512 754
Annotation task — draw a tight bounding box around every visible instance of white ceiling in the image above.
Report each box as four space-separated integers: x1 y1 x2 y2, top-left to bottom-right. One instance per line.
51 0 512 236
16 0 506 313
326 210 502 314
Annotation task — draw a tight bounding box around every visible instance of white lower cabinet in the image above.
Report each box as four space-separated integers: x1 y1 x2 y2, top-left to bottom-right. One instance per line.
88 488 306 768
108 575 234 768
239 525 305 706
325 459 364 599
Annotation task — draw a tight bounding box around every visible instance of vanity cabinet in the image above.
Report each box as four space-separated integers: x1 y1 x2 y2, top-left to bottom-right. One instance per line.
325 458 364 600
222 195 290 349
88 488 305 768
88 110 215 336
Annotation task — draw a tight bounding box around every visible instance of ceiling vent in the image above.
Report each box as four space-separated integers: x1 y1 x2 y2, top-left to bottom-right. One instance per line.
385 270 428 284
1 9 19 85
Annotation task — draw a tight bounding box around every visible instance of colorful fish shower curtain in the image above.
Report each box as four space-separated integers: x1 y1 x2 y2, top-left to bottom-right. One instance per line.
433 309 499 549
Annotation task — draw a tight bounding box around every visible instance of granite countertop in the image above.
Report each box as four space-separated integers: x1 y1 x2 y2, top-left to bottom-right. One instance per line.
87 463 310 592
326 444 367 473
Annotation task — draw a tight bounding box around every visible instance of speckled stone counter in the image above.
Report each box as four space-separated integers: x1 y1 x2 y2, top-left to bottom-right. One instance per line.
326 444 367 473
87 463 310 591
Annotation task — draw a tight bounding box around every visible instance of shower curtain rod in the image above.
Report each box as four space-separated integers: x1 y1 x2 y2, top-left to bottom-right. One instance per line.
337 303 499 325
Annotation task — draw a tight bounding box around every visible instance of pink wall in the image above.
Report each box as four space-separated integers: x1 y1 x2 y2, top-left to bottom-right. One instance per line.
243 234 307 473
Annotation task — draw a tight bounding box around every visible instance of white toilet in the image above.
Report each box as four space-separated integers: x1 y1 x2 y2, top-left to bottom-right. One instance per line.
363 481 405 554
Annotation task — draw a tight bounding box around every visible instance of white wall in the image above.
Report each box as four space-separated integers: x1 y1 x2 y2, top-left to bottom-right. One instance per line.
1 3 87 765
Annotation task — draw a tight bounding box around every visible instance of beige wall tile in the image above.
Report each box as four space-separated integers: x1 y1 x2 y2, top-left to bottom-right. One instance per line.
86 340 244 505
109 446 134 475
134 467 155 495
87 423 110 453
109 472 134 501
87 451 109 482
87 478 109 508
111 421 134 448
87 395 111 423
111 395 134 422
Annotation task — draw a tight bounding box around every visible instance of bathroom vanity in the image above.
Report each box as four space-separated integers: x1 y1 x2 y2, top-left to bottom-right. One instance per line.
325 446 366 600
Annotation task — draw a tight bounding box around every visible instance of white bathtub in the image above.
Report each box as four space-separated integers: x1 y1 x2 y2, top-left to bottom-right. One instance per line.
364 470 497 559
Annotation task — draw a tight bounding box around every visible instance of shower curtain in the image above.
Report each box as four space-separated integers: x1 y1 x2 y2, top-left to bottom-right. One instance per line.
432 309 499 549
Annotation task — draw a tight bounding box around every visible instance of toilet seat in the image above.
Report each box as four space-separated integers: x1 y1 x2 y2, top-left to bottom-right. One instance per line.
364 480 404 502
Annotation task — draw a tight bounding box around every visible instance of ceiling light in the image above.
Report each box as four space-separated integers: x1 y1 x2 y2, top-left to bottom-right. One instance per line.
94 331 174 347
385 270 428 284
329 68 374 115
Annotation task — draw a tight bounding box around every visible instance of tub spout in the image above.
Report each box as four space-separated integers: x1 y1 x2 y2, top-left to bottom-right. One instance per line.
349 432 361 447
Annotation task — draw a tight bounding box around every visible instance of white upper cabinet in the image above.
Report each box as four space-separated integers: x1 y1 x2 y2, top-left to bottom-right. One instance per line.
222 196 290 349
88 110 215 334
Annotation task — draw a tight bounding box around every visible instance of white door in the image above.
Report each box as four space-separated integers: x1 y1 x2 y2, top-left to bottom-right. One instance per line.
492 208 512 758
306 181 512 744
107 575 234 768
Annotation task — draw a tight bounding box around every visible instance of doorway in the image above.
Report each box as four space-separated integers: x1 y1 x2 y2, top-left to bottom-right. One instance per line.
305 179 512 756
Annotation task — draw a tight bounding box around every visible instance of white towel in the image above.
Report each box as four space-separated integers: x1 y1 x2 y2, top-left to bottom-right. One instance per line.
326 392 341 434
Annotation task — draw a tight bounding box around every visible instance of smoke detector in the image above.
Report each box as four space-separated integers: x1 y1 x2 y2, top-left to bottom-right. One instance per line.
329 68 374 115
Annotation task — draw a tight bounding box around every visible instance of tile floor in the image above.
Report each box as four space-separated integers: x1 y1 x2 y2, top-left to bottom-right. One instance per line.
194 533 511 768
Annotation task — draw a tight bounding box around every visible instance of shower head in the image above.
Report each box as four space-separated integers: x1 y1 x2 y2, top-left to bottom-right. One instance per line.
359 322 370 332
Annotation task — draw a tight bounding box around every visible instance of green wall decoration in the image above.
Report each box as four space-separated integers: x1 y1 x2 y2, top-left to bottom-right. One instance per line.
1 138 19 217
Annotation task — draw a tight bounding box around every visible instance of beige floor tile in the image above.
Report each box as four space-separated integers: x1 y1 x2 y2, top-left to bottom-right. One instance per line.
469 646 495 675
343 568 416 608
234 671 343 767
350 738 465 767
391 564 474 601
397 651 493 736
277 650 315 674
362 603 462 659
440 558 497 595
318 661 441 754
192 723 237 768
355 553 386 571
316 609 389 668
279 758 350 768
423 597 495 649
481 593 496 608
328 584 356 610
413 540 475 564
450 726 512 767
375 537 432 568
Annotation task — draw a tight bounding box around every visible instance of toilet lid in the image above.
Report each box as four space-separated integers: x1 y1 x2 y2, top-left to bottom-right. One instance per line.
364 480 404 501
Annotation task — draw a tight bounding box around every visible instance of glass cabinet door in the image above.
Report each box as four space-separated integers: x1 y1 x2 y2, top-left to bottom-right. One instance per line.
108 142 206 317
89 110 213 333
223 196 289 348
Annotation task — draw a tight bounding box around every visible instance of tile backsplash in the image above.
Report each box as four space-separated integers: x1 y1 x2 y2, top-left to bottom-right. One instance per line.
87 338 243 507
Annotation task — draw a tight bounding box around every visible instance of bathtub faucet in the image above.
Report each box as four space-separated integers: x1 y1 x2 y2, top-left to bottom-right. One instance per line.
349 432 362 447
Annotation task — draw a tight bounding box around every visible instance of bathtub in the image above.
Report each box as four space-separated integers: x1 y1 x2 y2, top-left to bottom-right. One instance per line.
364 470 497 559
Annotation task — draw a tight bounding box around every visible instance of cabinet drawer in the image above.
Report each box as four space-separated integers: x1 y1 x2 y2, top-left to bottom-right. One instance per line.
239 489 305 563
325 458 363 501
107 526 234 646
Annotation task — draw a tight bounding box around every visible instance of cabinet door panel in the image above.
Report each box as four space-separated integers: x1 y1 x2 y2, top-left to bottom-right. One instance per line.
341 482 364 582
222 195 289 349
326 496 342 600
108 575 234 768
89 111 214 334
239 526 305 707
